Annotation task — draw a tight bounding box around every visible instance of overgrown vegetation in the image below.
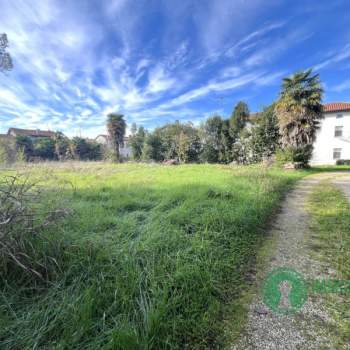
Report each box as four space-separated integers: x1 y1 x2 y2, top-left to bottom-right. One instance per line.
307 182 350 347
0 163 307 349
0 175 70 283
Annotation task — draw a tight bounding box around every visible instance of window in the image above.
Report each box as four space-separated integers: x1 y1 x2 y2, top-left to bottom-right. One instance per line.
335 126 343 137
336 114 343 119
333 148 342 160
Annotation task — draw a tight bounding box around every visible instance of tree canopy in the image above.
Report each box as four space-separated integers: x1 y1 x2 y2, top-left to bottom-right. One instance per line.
275 69 323 148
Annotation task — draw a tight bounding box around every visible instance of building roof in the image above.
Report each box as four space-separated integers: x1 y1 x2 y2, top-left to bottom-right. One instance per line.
7 128 56 137
323 102 350 113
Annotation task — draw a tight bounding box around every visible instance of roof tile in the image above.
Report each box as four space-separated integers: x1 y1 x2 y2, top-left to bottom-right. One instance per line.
323 102 350 113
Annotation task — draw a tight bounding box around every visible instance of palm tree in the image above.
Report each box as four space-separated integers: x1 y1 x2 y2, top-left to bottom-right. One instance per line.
107 113 126 162
275 69 323 149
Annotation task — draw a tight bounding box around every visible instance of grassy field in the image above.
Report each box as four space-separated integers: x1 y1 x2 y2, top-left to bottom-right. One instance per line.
0 162 311 349
307 182 350 347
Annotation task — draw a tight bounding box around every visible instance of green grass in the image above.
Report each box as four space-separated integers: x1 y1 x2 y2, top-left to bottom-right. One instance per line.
0 162 309 349
307 182 350 348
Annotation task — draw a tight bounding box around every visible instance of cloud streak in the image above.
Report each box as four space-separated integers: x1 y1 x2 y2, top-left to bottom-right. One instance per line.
0 0 349 137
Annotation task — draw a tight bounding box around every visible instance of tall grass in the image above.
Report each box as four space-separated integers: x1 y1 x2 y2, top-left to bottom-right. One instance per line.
0 163 306 349
307 182 350 346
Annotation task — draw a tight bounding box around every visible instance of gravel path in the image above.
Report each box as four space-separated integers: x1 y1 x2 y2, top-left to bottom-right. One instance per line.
232 172 350 350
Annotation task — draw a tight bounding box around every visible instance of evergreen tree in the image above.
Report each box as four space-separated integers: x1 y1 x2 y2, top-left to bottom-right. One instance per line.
229 101 250 140
250 105 280 162
129 125 146 160
142 132 163 161
200 116 224 163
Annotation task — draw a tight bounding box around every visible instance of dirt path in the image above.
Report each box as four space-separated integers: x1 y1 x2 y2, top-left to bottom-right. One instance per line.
231 172 350 350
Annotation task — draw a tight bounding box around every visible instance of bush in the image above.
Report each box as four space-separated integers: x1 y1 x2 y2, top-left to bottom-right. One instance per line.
33 137 56 160
70 137 102 161
275 145 313 168
0 175 70 283
0 138 17 164
336 159 350 166
15 135 34 161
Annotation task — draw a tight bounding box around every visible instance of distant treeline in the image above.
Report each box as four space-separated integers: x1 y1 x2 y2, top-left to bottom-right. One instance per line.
129 101 279 164
1 69 324 167
129 68 324 167
0 133 103 163
0 101 279 165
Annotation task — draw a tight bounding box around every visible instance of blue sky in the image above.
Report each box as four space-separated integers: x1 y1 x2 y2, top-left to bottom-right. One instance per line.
1 0 350 137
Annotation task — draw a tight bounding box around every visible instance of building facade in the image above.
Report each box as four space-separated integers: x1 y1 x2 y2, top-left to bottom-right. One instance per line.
311 103 350 165
95 134 132 158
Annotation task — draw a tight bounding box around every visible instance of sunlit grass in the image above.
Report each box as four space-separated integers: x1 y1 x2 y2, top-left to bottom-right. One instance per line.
307 182 350 347
0 162 308 349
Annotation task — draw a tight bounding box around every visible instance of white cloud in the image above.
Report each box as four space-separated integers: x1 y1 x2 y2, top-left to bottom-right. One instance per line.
194 0 267 53
225 21 286 58
0 0 344 138
147 66 176 94
314 44 350 70
331 79 350 92
0 89 27 110
149 72 262 110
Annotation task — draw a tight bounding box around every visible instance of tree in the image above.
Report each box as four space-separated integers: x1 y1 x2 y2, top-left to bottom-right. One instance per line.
70 137 102 160
229 101 250 140
200 116 224 163
177 124 201 163
232 129 252 164
129 125 146 160
275 69 323 166
250 105 280 162
70 137 89 160
107 113 126 162
142 132 163 161
154 121 201 163
34 138 56 160
0 33 13 72
86 141 102 160
218 119 233 163
53 132 70 160
15 136 33 161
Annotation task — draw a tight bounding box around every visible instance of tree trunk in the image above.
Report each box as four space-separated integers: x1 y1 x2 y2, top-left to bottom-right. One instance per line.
115 142 120 162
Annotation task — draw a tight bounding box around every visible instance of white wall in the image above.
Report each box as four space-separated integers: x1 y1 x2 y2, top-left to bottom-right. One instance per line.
311 111 350 165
